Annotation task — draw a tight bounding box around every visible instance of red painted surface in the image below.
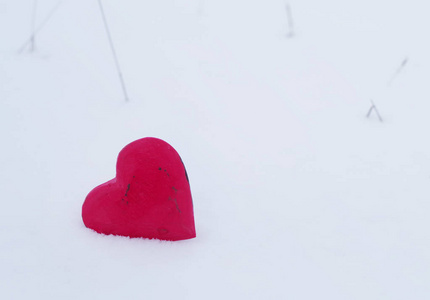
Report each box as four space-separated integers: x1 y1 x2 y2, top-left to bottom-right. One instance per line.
82 137 196 241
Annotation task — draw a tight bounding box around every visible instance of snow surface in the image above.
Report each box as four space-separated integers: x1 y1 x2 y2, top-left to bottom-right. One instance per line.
1 0 430 298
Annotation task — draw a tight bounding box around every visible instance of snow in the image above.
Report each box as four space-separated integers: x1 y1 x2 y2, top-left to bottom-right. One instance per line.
1 0 430 298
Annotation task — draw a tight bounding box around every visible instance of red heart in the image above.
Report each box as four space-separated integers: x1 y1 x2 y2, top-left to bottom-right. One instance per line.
82 137 196 241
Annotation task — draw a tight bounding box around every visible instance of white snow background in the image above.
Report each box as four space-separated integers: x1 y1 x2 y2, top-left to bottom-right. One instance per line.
1 0 430 298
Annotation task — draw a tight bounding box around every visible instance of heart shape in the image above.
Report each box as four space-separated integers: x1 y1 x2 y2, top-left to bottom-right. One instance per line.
82 137 196 241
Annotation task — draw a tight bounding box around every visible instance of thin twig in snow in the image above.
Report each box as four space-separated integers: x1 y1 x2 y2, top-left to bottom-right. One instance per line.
366 99 383 122
97 0 129 102
387 57 408 86
30 0 38 51
18 1 63 53
285 3 294 38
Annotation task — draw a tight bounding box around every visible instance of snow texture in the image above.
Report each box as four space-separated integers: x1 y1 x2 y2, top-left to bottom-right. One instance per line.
1 0 430 299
